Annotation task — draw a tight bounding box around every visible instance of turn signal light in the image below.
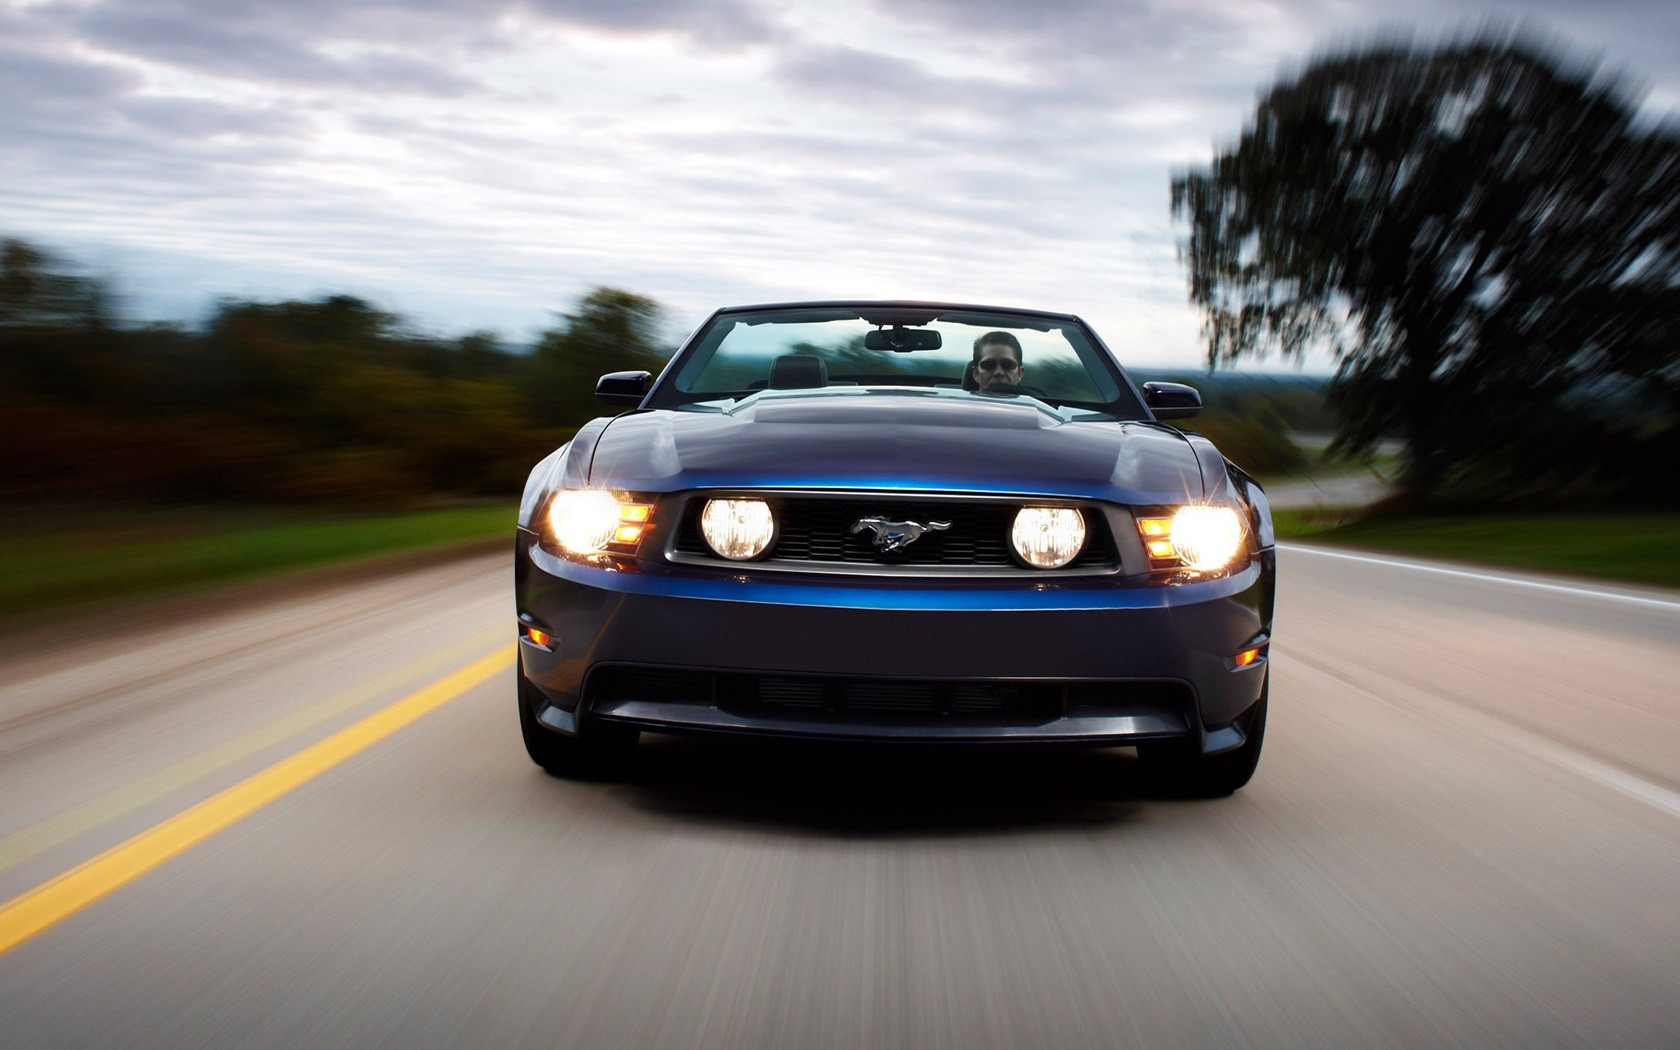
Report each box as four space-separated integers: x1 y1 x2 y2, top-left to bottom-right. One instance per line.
1234 646 1261 667
1138 516 1177 567
526 627 552 647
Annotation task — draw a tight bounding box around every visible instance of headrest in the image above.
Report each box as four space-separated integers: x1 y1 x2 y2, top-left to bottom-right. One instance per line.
769 354 828 390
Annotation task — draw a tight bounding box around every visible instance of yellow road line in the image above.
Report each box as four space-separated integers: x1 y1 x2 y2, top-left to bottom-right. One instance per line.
0 643 515 957
0 625 510 877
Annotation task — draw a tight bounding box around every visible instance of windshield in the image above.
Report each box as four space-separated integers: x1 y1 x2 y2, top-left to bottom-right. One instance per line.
650 307 1146 420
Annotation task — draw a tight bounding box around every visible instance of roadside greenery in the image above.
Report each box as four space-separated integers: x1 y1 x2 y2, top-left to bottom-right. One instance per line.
1275 508 1680 589
0 504 512 619
1 239 668 508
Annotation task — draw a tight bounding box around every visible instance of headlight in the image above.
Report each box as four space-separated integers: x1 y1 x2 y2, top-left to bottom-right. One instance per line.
547 490 622 554
546 491 655 557
1010 506 1086 569
1168 505 1244 570
700 498 776 560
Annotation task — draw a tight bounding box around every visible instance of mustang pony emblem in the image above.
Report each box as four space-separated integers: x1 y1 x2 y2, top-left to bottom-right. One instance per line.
849 516 952 553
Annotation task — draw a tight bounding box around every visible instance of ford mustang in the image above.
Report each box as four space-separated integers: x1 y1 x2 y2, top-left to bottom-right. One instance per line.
515 302 1275 796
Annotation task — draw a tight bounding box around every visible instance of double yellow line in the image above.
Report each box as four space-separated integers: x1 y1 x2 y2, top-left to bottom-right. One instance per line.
0 643 515 957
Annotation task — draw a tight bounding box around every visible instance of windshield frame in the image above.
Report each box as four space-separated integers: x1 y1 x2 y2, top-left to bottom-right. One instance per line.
643 303 1150 420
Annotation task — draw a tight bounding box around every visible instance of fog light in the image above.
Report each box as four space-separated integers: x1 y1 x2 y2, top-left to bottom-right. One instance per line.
1011 506 1086 569
700 498 776 560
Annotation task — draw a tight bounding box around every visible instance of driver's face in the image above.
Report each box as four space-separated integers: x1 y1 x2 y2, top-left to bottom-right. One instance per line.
974 343 1024 390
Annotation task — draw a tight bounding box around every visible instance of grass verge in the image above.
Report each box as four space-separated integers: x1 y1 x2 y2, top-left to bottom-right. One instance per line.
0 504 514 620
1274 508 1680 590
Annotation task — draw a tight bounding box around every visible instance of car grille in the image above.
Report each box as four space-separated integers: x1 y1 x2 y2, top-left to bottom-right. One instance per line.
672 495 1118 571
586 666 1189 723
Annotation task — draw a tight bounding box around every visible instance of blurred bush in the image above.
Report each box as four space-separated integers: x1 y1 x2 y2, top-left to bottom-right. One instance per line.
0 238 670 508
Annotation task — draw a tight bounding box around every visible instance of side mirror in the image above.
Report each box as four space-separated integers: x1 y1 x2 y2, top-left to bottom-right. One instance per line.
1142 381 1202 420
596 370 652 406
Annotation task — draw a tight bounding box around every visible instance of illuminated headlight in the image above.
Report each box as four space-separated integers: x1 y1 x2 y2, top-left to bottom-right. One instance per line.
1169 505 1244 570
1010 506 1086 569
547 490 622 554
700 498 776 560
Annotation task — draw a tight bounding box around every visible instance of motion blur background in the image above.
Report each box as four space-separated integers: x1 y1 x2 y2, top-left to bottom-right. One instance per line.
3 8 1680 1046
2 0 1677 613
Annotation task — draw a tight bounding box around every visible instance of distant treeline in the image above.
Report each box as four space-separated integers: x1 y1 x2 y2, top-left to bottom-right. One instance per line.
1 238 666 506
1131 370 1332 477
1 236 1340 508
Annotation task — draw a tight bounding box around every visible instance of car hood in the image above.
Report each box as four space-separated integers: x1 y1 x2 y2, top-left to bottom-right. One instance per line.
584 390 1208 504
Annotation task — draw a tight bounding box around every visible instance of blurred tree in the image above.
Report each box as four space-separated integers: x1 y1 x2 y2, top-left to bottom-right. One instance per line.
228 294 397 350
456 331 517 381
1173 35 1680 501
0 239 106 329
0 239 121 403
0 239 681 507
525 287 671 428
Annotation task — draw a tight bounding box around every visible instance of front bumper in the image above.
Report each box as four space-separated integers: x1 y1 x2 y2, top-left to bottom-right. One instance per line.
516 533 1274 754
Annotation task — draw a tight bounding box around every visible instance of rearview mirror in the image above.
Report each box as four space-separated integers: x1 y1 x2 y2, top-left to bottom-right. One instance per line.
864 326 943 352
596 370 652 406
1142 381 1202 420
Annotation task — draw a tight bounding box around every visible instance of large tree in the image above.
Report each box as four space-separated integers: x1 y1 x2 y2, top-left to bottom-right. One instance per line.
525 287 671 429
1173 36 1680 499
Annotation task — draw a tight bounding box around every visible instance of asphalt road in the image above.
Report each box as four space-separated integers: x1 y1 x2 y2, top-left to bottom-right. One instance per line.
1 548 1678 1048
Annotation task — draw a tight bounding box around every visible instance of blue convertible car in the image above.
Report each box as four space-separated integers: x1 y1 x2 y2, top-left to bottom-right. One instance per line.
515 302 1274 795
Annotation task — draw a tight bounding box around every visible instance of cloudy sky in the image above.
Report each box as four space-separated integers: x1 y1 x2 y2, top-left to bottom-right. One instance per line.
3 0 1677 367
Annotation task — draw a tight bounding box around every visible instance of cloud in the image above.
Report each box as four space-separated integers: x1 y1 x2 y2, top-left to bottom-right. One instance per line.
70 3 487 95
770 43 1022 115
0 45 140 111
526 0 782 46
56 0 782 96
117 97 302 140
0 37 312 216
860 0 1268 71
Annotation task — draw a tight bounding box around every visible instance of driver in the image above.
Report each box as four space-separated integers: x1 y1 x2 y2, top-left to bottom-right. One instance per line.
970 332 1026 392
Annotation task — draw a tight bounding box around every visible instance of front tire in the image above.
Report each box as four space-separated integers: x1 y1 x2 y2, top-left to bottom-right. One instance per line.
1137 681 1267 798
518 673 639 779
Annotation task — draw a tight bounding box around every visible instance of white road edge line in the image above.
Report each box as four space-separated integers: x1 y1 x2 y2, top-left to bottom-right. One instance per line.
1286 654 1680 823
1533 744 1680 822
1279 543 1680 611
